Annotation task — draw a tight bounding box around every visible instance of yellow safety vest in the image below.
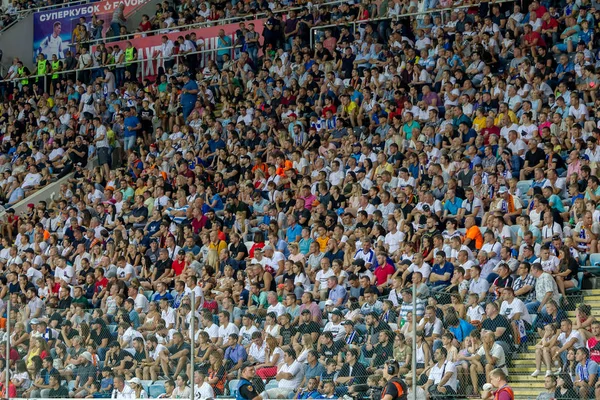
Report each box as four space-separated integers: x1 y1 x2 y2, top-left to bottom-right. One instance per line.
52 60 60 79
37 60 46 81
18 67 28 85
125 47 135 65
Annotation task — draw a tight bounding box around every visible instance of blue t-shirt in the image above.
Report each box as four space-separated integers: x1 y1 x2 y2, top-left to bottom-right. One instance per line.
449 319 475 342
210 194 224 211
430 261 454 286
123 115 140 138
181 79 199 107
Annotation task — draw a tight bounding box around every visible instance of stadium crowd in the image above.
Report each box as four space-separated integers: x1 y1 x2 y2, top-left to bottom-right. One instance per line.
3 0 600 398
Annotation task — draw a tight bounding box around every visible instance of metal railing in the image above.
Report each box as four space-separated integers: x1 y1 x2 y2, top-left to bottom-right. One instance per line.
309 0 514 47
3 43 238 84
14 0 91 15
82 0 349 47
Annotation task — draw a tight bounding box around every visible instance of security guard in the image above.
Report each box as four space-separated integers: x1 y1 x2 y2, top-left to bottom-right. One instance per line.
35 53 50 92
381 360 408 400
125 41 138 79
237 363 262 400
50 54 63 94
16 61 30 89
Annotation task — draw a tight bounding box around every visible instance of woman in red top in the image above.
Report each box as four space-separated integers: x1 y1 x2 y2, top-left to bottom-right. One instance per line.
138 15 152 35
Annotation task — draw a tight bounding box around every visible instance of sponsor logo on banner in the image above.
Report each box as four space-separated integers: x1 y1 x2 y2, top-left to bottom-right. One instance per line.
33 0 149 61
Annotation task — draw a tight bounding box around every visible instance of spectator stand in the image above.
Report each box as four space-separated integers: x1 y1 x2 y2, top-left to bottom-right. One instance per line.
82 0 349 50
308 0 515 49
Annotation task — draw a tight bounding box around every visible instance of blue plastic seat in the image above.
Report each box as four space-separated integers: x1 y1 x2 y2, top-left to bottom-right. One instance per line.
148 384 166 398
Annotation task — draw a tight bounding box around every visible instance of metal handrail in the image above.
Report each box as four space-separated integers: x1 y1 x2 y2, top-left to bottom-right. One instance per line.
4 43 237 84
82 0 349 47
309 0 514 47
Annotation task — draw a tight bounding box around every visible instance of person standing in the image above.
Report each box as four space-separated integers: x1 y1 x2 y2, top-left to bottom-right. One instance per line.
124 41 138 79
180 74 198 121
111 3 126 39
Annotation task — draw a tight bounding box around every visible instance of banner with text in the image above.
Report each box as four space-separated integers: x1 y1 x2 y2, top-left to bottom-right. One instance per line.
94 19 264 80
33 0 149 61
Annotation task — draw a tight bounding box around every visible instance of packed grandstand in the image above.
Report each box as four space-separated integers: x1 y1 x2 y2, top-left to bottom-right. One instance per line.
2 0 600 398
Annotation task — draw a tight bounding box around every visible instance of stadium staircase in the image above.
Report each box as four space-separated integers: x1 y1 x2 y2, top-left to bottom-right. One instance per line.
508 289 600 398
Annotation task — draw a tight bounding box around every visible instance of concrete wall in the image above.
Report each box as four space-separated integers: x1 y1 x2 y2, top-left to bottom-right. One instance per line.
124 0 161 35
0 172 73 220
0 12 34 67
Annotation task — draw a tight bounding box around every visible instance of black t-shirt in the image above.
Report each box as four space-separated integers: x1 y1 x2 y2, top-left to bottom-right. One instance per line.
49 385 70 398
321 341 341 359
481 314 513 344
339 361 368 384
154 258 172 278
296 321 320 341
382 377 408 400
230 242 249 260
279 325 296 346
71 143 89 166
58 328 79 344
90 327 111 346
111 348 134 369
525 148 545 168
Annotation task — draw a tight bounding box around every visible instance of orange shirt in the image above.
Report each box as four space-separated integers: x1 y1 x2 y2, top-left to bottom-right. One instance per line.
466 226 484 250
276 160 293 177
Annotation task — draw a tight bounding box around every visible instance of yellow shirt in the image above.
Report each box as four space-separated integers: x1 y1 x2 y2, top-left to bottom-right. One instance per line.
375 162 394 176
315 236 329 252
494 110 518 126
344 101 358 115
473 116 486 131
209 240 227 254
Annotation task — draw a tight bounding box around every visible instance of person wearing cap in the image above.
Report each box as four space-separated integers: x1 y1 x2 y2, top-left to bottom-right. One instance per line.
493 186 523 226
70 351 96 397
127 377 147 398
323 308 344 341
237 362 263 400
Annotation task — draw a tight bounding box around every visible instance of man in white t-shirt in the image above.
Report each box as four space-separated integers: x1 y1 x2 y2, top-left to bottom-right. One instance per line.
21 165 42 190
266 291 286 317
266 349 304 398
217 310 239 348
384 218 405 255
500 287 532 348
553 319 585 370
402 253 431 282
238 314 259 347
193 371 214 400
200 311 219 343
423 347 459 396
247 331 267 363
323 308 345 341
144 336 169 380
129 286 149 314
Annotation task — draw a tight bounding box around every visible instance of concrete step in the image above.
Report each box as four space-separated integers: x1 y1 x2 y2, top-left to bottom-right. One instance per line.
510 373 555 382
512 359 537 366
514 352 536 360
509 367 539 373
511 382 547 388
